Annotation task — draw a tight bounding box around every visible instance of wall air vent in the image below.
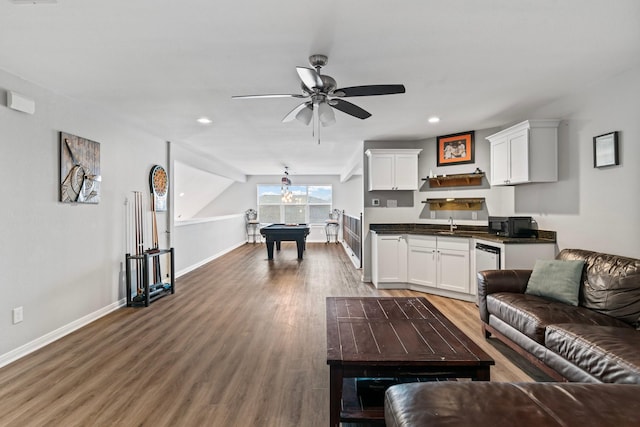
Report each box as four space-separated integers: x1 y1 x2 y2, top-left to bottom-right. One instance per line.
10 0 58 4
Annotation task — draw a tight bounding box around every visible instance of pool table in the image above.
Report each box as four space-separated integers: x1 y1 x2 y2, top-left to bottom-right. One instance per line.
260 223 311 259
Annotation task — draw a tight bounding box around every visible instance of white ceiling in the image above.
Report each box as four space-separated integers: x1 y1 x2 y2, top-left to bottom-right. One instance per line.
2 0 639 177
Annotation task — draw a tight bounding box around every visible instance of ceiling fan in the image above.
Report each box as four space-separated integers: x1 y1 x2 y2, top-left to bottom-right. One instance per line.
232 54 405 141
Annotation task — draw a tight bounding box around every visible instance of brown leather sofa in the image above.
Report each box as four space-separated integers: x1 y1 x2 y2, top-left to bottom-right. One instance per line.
478 248 640 382
384 382 640 427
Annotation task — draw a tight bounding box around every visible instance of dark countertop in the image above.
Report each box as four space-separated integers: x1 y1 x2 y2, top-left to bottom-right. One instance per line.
369 223 556 244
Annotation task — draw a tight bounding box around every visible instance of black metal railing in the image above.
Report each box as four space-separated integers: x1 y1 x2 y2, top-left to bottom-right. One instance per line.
342 211 362 268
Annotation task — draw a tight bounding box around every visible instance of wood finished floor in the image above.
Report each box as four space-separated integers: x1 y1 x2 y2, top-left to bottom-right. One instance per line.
0 242 540 427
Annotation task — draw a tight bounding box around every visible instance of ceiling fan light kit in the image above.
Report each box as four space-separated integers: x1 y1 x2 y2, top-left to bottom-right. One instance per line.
318 102 336 126
295 104 313 125
233 54 405 143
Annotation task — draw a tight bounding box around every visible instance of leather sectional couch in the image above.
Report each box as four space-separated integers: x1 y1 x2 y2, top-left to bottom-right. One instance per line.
478 248 640 383
384 381 640 427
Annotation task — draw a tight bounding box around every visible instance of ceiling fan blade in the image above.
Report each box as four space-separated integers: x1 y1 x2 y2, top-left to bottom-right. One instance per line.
296 67 324 90
333 84 406 97
329 99 372 120
232 94 307 99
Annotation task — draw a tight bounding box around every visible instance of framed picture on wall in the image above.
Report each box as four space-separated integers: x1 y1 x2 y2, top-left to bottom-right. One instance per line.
59 132 101 204
437 131 475 166
593 131 619 168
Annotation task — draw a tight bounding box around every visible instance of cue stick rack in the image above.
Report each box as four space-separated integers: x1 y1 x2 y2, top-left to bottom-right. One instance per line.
124 191 175 307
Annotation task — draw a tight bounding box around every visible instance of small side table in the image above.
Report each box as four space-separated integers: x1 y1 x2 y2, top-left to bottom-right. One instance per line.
325 220 339 243
247 220 261 243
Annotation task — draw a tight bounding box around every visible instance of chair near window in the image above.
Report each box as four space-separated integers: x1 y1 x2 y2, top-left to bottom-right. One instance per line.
245 209 261 243
325 209 341 244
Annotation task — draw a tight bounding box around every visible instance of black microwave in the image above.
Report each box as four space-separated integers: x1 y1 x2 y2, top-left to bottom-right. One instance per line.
488 216 535 238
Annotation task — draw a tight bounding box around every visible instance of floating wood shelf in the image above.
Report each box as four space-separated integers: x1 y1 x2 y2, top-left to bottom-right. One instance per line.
422 198 485 211
423 173 485 188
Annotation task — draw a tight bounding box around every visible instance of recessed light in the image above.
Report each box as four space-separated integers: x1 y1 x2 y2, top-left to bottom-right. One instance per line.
197 117 212 124
428 116 440 124
179 192 185 197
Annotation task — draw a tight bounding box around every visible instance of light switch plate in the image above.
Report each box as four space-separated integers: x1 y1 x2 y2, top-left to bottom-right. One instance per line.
12 307 23 324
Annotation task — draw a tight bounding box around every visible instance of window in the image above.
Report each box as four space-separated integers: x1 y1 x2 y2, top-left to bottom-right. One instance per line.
258 185 332 224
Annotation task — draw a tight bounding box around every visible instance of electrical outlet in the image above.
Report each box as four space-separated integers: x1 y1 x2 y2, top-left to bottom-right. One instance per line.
472 211 478 220
12 307 23 324
430 211 436 219
372 199 380 206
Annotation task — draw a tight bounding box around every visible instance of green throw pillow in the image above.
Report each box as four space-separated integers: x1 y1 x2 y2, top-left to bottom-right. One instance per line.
525 259 585 306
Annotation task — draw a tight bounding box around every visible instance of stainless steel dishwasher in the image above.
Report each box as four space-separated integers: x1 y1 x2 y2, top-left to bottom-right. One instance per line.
475 242 501 273
474 243 501 304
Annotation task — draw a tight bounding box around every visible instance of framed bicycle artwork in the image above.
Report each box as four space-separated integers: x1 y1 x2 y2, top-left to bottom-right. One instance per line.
59 132 101 204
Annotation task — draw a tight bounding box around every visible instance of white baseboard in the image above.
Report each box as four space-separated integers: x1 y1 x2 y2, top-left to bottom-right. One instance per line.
0 299 126 369
374 282 406 290
175 241 245 278
340 241 362 269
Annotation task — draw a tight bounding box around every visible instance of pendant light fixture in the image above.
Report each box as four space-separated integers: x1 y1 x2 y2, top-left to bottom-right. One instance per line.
281 167 292 203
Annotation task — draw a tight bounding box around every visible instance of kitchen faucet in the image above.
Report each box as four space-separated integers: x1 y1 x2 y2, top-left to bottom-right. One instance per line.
449 217 457 233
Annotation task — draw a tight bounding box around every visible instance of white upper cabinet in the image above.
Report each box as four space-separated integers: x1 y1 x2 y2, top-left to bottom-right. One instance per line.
365 149 422 191
486 120 560 186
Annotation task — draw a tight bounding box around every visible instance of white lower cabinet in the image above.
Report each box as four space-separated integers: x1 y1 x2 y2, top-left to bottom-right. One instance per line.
417 236 469 295
436 240 470 294
371 233 407 285
407 236 437 287
374 233 472 300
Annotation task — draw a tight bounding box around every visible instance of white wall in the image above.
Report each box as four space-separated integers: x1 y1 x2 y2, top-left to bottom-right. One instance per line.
173 215 246 276
517 66 640 257
0 69 169 361
173 161 235 221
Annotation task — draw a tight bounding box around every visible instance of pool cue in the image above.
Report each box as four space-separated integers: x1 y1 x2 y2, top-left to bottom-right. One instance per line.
150 193 161 284
135 191 144 299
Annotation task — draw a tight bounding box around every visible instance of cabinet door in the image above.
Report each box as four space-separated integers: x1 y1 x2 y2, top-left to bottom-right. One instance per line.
394 154 419 190
437 249 470 293
368 153 395 190
508 129 530 184
490 136 510 185
376 235 407 282
408 245 437 287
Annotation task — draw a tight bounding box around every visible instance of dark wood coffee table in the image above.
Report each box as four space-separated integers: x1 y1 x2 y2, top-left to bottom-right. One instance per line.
326 296 494 426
